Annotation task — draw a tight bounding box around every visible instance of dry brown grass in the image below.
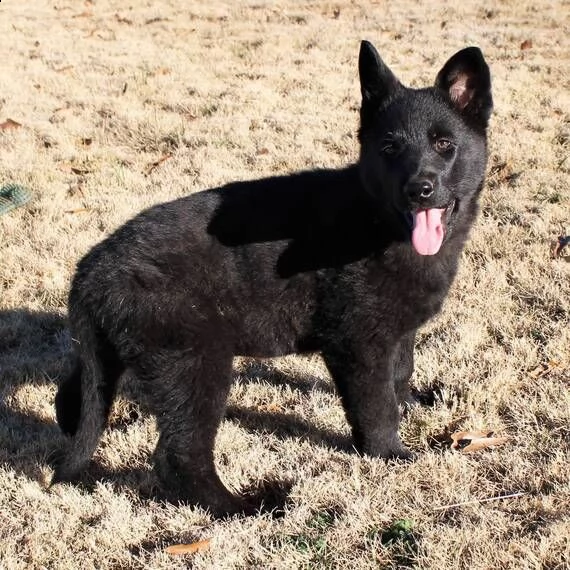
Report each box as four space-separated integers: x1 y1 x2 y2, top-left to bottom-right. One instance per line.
1 0 569 568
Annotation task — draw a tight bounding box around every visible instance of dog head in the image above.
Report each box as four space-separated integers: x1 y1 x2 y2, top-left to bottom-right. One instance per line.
358 41 493 255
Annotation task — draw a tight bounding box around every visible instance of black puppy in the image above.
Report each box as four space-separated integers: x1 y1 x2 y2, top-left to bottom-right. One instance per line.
54 41 492 516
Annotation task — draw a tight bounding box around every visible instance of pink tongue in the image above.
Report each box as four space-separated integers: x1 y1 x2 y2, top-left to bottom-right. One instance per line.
412 208 445 255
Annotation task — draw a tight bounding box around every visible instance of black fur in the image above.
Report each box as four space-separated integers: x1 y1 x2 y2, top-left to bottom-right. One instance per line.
53 41 493 516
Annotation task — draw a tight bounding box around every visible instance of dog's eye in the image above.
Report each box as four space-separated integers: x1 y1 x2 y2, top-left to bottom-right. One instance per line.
435 138 453 153
381 141 398 155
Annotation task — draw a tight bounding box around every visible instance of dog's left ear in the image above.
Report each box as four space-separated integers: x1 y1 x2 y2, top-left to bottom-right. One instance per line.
435 47 493 128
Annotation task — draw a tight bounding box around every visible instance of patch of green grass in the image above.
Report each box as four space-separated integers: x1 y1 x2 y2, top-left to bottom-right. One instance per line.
273 509 338 567
367 519 419 569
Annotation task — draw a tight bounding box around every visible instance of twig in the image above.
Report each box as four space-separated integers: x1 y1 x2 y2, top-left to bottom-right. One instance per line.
434 491 527 511
145 154 172 176
64 208 89 214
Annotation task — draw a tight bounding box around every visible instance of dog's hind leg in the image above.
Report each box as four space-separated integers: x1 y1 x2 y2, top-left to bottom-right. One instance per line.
53 315 124 483
393 331 417 407
135 346 247 517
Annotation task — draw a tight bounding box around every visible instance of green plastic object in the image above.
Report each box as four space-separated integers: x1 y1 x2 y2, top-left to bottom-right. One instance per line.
0 184 32 216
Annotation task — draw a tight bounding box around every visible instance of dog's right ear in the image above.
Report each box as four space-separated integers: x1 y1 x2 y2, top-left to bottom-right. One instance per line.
359 41 400 105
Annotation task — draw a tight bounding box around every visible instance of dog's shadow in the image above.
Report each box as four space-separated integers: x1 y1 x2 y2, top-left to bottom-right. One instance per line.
0 309 70 482
226 359 352 452
0 308 350 512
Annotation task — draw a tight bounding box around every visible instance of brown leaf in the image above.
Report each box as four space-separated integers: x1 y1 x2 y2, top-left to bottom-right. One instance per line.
256 147 270 155
451 430 491 448
165 539 211 555
71 166 92 175
451 430 509 453
528 360 562 378
461 436 509 453
520 39 533 50
0 119 22 131
145 154 172 176
115 14 134 25
257 403 282 413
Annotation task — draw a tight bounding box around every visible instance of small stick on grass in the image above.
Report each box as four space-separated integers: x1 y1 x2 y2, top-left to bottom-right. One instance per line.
434 491 527 511
145 154 172 176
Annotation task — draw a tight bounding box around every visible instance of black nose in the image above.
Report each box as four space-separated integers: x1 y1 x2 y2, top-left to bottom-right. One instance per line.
406 178 434 201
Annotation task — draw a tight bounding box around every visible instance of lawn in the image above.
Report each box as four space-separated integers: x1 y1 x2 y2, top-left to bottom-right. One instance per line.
0 0 568 568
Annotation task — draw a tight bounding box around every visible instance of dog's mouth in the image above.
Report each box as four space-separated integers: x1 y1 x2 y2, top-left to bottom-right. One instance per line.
408 200 456 256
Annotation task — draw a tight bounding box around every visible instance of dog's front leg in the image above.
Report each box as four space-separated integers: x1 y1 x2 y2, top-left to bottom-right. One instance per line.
323 342 413 460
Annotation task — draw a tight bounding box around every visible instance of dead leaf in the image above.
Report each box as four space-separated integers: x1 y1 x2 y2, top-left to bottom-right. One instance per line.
257 403 282 413
427 415 469 450
528 360 562 378
0 119 22 131
115 14 133 25
165 539 211 555
145 154 172 176
520 39 533 50
71 166 92 175
256 147 270 155
451 430 509 453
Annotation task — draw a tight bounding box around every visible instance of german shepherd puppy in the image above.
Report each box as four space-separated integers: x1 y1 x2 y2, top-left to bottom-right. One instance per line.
53 41 492 516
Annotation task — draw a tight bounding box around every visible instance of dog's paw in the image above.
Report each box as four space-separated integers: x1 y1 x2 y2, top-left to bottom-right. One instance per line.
388 444 416 462
361 437 416 462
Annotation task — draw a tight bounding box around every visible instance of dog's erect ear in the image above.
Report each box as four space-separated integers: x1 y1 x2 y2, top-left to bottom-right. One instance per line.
435 47 493 127
359 40 400 104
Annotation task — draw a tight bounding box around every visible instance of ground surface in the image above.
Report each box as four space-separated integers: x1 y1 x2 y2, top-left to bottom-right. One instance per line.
0 1 569 568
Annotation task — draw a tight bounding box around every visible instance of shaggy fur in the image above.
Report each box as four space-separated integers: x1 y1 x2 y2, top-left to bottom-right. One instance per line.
53 41 492 516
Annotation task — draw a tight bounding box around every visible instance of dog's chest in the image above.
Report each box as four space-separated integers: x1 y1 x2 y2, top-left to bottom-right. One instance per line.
357 251 457 332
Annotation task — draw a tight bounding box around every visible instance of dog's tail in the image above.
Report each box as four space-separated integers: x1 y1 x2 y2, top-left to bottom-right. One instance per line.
55 359 83 436
53 309 123 484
